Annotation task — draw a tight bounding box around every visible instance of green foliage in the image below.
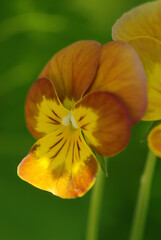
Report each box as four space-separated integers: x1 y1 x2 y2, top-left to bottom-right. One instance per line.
140 120 161 142
1 0 160 240
94 153 108 177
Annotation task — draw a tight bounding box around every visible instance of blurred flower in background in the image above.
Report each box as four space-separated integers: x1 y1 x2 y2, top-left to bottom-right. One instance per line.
148 124 161 158
112 0 161 157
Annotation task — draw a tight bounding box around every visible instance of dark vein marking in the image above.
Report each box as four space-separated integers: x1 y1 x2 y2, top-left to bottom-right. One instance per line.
150 85 161 94
49 137 63 150
79 135 82 142
56 132 63 136
51 140 67 159
52 109 61 119
47 121 60 125
66 141 71 158
31 144 40 152
72 142 75 164
46 115 60 124
81 122 90 130
55 59 66 94
78 115 86 122
77 141 81 159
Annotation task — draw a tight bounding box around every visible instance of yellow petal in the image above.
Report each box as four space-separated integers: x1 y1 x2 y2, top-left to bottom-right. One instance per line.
127 37 161 121
88 41 147 124
72 91 131 157
39 40 101 109
148 123 161 158
17 126 98 199
25 78 70 139
112 1 161 42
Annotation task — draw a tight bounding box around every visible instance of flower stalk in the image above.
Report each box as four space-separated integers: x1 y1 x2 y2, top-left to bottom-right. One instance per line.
129 150 157 240
86 165 106 240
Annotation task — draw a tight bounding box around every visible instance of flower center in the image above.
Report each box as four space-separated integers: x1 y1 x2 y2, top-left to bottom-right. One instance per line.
62 113 78 129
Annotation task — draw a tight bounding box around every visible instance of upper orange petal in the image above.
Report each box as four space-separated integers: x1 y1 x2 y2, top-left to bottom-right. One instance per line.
72 91 131 157
39 40 101 109
25 77 70 139
148 123 161 158
112 1 161 42
88 41 147 124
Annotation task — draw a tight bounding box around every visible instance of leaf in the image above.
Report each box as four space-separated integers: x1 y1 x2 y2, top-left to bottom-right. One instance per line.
94 152 108 177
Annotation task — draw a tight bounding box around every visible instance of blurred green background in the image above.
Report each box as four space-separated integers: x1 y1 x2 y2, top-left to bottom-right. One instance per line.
1 0 160 239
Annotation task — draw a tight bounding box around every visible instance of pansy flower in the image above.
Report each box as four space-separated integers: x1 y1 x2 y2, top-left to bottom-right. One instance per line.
112 0 161 158
18 40 147 198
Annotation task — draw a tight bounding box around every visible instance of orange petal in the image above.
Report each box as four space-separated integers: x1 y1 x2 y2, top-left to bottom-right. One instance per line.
25 78 70 139
39 40 101 109
148 123 161 158
72 91 131 157
17 126 98 199
127 37 161 121
112 1 161 42
88 41 147 124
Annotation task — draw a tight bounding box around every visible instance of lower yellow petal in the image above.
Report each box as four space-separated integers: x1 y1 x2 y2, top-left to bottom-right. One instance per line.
148 123 161 158
17 126 98 199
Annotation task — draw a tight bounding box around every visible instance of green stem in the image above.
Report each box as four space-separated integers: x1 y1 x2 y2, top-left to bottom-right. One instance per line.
85 168 105 240
129 150 157 240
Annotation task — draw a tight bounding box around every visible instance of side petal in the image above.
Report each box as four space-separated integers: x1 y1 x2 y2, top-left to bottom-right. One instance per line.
72 91 131 157
148 123 161 158
112 1 161 42
39 40 101 109
25 78 70 139
17 126 98 199
127 37 161 121
88 41 147 124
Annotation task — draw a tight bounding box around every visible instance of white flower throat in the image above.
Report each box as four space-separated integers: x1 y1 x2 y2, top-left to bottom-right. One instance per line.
62 113 78 129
